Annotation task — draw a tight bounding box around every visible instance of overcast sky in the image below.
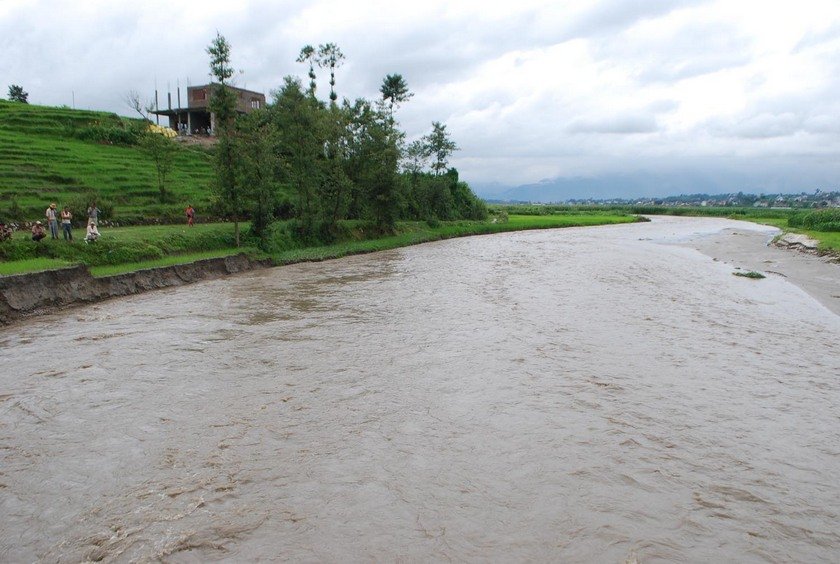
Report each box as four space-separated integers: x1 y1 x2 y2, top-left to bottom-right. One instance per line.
3 0 840 194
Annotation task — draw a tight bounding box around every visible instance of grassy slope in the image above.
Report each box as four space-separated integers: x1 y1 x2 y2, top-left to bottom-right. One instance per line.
0 100 214 220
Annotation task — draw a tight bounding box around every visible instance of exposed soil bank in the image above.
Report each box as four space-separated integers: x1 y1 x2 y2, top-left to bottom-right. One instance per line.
0 254 270 325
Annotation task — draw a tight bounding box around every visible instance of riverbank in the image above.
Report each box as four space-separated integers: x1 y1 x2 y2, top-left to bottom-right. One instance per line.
0 254 271 325
0 213 640 324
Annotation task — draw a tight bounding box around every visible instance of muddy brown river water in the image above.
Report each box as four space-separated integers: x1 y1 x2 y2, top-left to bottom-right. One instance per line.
1 216 839 562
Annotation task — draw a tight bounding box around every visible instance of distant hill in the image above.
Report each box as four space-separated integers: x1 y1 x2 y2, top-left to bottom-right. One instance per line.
476 170 839 203
0 100 214 223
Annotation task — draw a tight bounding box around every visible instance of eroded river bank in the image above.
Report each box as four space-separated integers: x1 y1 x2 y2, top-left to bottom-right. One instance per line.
1 216 838 562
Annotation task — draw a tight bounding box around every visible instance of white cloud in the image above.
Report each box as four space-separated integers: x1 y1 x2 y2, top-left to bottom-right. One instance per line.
2 0 840 191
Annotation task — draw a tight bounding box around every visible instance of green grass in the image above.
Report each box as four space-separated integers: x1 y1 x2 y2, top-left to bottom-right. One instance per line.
733 270 766 279
89 248 253 277
0 222 246 269
0 257 73 275
1 213 638 276
270 214 639 264
0 100 214 221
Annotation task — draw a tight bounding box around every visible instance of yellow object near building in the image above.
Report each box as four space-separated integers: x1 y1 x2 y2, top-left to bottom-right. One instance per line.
147 124 177 138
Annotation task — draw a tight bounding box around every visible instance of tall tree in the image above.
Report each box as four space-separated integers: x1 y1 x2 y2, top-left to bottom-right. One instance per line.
207 32 243 246
236 111 278 241
343 99 403 231
139 131 176 202
7 84 28 103
319 105 352 229
317 43 345 105
270 77 324 230
296 45 318 97
424 121 459 175
380 74 413 112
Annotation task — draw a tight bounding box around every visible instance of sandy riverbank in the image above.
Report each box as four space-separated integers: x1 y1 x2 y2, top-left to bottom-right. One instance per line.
678 223 840 316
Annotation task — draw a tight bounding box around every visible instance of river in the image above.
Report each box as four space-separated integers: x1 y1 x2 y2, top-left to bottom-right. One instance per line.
1 216 839 562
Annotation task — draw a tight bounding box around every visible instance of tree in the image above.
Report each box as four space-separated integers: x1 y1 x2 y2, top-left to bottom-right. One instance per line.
380 74 413 112
270 77 324 231
402 139 430 177
317 43 345 104
207 32 243 246
236 111 279 241
296 45 318 97
140 131 176 202
8 84 28 103
343 99 403 231
207 32 234 86
319 104 353 229
123 90 154 120
424 121 459 175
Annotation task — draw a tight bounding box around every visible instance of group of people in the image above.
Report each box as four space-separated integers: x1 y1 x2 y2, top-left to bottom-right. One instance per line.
4 202 195 244
33 202 101 243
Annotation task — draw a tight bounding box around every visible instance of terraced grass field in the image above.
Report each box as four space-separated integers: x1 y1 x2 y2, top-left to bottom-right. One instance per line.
0 100 214 222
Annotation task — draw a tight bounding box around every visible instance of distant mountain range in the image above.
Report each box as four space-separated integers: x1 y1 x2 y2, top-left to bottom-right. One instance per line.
471 170 840 202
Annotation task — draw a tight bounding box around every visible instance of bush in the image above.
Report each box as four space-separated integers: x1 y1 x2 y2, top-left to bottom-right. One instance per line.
65 119 142 146
262 221 298 254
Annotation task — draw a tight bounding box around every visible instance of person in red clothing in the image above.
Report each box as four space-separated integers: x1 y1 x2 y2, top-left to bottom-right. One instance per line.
185 205 195 227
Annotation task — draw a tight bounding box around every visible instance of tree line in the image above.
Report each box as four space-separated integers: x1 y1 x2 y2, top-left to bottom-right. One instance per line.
205 33 487 247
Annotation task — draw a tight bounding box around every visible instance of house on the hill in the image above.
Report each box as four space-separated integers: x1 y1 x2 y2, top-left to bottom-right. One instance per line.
151 84 265 135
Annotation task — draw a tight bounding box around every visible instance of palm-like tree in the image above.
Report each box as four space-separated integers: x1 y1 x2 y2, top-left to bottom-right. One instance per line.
296 45 318 97
317 43 345 104
380 74 413 112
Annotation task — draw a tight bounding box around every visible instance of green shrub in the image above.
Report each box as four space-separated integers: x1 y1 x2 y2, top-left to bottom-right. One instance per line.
65 120 141 146
733 270 766 279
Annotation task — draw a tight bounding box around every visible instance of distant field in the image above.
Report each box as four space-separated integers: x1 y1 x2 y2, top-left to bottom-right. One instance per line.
0 100 214 222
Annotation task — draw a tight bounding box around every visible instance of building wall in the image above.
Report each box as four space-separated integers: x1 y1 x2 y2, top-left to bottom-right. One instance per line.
187 84 265 114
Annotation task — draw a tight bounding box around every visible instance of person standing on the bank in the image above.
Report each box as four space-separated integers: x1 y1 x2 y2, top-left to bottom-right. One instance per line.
87 202 100 226
185 205 195 227
60 206 73 241
45 203 59 239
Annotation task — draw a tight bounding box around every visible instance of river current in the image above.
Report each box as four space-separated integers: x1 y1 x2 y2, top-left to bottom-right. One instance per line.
1 217 839 562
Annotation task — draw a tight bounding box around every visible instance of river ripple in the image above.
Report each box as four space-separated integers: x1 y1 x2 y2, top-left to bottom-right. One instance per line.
1 217 839 562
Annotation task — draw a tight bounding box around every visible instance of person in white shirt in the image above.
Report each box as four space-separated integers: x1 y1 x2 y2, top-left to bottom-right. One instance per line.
84 220 100 243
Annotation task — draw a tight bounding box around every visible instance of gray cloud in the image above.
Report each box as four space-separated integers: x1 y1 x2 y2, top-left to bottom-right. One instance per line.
2 0 839 193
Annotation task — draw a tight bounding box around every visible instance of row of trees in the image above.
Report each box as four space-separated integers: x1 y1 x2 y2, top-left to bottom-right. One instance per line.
205 33 487 247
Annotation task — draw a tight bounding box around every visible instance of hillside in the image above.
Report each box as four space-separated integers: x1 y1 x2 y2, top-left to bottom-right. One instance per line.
0 100 214 223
